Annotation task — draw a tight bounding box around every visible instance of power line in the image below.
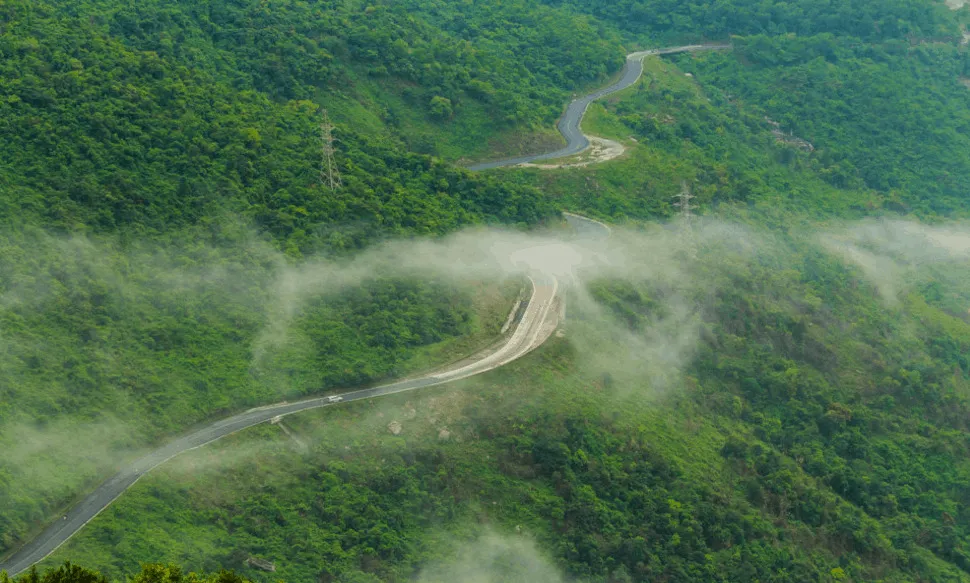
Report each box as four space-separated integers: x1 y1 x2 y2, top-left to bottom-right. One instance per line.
320 109 342 192
672 181 697 259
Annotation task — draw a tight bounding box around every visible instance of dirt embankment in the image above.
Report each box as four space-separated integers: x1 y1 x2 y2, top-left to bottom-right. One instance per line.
519 137 626 169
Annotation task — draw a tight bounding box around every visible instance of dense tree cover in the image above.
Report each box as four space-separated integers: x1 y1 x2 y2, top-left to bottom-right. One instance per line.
1 561 252 583
0 0 571 557
548 0 960 42
534 0 970 222
0 224 528 555
698 263 970 579
0 9 548 541
37 227 970 581
685 36 970 216
0 1 553 245
7 0 970 580
25 343 853 582
6 0 623 158
694 242 970 581
469 1 970 579
504 54 879 220
389 0 623 95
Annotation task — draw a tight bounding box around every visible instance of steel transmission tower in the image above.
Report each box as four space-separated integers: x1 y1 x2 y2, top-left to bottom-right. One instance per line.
673 181 697 259
320 109 342 191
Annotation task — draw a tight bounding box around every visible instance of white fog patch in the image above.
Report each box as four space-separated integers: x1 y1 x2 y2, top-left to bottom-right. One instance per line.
553 219 762 393
250 218 761 395
417 532 568 583
820 219 970 304
249 227 582 368
0 415 142 513
0 215 767 517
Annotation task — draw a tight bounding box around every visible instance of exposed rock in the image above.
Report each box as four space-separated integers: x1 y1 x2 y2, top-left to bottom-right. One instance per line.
388 420 402 435
438 428 451 441
764 116 814 151
246 558 276 572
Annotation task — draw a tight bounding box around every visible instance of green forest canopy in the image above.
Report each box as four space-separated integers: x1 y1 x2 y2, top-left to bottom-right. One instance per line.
4 0 970 580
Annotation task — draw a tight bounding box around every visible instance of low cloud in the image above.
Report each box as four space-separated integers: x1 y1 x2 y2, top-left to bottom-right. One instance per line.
0 215 765 548
819 219 970 304
0 414 142 545
416 532 567 583
1 217 762 455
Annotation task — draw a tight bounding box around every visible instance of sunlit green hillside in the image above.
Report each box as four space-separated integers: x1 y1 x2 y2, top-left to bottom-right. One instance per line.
5 0 970 581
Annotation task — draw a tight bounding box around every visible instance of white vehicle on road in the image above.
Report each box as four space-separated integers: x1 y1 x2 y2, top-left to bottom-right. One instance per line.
327 395 343 403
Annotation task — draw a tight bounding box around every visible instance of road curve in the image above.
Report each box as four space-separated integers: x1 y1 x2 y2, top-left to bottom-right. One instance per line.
0 43 662 577
468 44 731 171
0 273 561 577
1 56 637 572
563 211 611 238
3 46 704 581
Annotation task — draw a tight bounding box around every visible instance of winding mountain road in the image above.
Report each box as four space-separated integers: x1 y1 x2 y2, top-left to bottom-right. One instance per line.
2 207 623 577
468 44 730 170
0 272 563 577
0 43 707 577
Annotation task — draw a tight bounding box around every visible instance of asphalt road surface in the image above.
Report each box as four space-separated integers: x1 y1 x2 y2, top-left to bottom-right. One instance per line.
563 211 611 239
0 41 653 571
0 270 561 576
468 44 731 171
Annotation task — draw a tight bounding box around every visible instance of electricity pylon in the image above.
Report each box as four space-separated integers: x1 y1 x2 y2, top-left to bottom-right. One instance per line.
320 109 342 191
673 181 697 259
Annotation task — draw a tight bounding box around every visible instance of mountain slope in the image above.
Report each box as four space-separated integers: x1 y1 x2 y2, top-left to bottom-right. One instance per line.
6 0 970 581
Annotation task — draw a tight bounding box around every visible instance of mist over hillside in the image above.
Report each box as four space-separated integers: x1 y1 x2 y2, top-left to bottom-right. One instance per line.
5 0 970 581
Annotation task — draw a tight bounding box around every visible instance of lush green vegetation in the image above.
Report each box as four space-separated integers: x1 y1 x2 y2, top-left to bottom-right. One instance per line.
550 0 960 41
503 54 877 220
0 0 556 244
1 0 623 166
2 561 253 583
522 0 970 221
687 35 970 216
0 0 563 556
0 223 528 555
6 0 970 580
33 224 970 581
